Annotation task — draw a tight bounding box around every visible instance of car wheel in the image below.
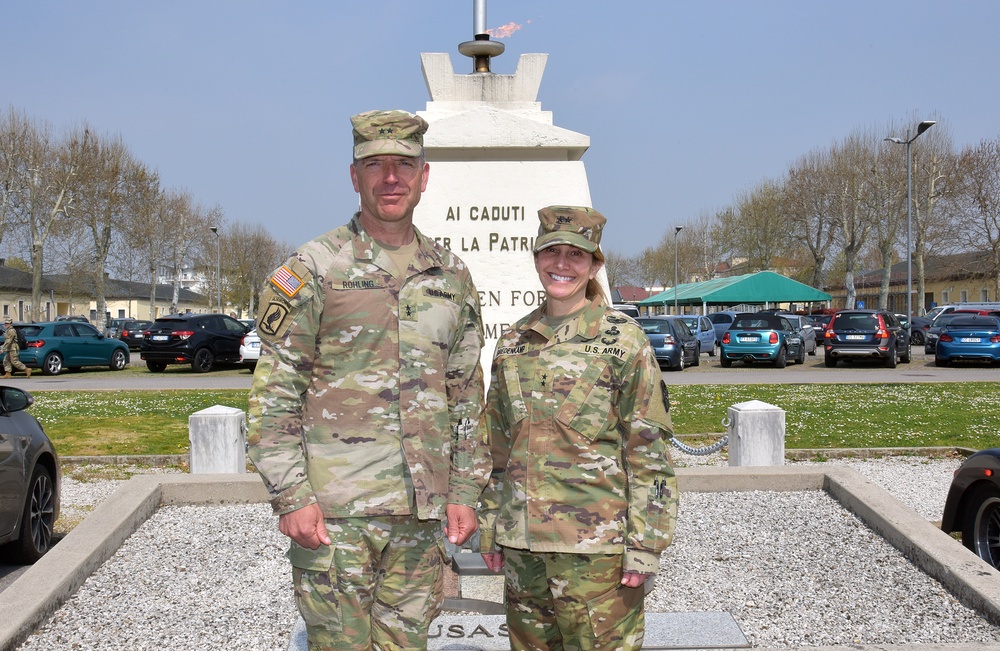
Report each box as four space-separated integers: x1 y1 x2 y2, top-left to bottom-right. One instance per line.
192 348 215 373
935 357 949 367
708 342 717 357
911 330 925 346
11 466 56 563
825 356 837 368
42 352 63 376
808 341 817 356
720 356 732 368
691 344 701 367
146 361 167 373
774 346 787 368
900 346 911 364
884 349 897 368
961 483 1000 570
796 345 806 365
110 349 127 371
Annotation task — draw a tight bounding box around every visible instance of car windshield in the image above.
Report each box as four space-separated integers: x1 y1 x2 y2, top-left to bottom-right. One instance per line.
932 313 963 327
834 313 879 329
708 314 733 325
638 319 672 335
948 317 1000 330
731 316 780 330
679 317 698 328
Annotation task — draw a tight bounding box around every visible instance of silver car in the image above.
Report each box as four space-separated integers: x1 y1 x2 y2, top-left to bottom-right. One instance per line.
0 386 60 563
779 314 818 358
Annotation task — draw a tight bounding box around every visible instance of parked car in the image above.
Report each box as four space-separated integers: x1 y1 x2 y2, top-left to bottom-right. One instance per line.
941 448 1000 570
0 385 60 563
611 304 640 319
933 315 1000 367
779 314 818 357
637 316 699 371
239 329 260 369
720 312 804 368
823 309 910 368
678 315 718 357
0 321 130 375
708 310 743 341
140 313 250 373
107 318 126 339
54 315 89 323
116 319 153 350
807 313 834 335
923 310 1000 354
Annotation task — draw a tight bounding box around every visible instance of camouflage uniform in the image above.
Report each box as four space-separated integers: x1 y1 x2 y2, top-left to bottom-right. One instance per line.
248 211 489 650
1 321 28 377
479 205 677 651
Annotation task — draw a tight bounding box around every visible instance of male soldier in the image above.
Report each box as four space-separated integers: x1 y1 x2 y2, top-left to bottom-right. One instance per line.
1 317 30 378
248 110 489 651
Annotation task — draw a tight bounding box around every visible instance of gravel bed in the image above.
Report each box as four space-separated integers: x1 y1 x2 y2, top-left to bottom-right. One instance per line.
15 454 1000 649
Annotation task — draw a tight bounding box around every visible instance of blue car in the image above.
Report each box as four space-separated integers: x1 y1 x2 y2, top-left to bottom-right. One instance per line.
720 312 803 368
1 321 130 375
637 316 700 371
934 315 1000 366
679 315 718 357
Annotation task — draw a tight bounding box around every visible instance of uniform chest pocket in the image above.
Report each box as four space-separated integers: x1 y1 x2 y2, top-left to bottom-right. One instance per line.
554 359 615 441
499 357 529 426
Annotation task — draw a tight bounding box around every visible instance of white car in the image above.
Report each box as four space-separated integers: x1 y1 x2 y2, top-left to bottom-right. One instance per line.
239 329 260 368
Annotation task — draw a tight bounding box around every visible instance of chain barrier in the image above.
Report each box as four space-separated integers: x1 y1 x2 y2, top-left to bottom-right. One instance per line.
669 435 729 456
668 414 730 456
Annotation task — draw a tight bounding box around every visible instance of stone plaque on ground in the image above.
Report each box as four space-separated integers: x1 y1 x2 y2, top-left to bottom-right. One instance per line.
287 612 748 650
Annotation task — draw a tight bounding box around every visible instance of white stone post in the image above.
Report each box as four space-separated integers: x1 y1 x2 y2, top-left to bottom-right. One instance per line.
727 400 785 466
188 405 247 474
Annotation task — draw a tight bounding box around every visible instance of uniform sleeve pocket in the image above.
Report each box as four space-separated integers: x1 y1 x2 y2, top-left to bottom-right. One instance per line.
555 359 613 441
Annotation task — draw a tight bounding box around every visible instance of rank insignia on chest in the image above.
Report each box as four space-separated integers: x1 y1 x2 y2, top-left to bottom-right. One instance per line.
271 265 304 298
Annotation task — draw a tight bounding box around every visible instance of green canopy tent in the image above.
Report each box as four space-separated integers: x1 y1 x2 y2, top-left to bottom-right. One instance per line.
637 271 831 311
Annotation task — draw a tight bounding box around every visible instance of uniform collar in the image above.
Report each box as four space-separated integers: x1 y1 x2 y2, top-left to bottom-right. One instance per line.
348 212 446 274
521 296 607 342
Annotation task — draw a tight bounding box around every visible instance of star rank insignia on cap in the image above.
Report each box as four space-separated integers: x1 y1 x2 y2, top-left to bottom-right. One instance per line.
270 265 304 298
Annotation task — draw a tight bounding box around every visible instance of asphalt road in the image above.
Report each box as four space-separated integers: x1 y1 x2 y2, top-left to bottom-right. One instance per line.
6 345 997 391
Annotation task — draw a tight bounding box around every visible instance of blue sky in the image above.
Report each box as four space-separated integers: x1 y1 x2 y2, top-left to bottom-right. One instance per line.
5 1 998 258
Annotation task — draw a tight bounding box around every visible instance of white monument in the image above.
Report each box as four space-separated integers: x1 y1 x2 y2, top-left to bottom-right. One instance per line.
412 8 605 374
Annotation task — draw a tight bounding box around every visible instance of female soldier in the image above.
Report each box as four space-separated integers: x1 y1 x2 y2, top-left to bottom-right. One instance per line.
479 205 678 651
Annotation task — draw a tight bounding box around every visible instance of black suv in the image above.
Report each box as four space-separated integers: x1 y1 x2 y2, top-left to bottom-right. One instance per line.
823 309 911 368
116 319 153 350
140 313 250 373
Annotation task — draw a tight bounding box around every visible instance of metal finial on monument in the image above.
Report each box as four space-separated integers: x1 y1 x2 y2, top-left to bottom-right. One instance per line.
458 0 504 73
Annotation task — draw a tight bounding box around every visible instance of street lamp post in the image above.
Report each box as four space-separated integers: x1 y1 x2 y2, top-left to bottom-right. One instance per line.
674 226 683 315
885 120 936 321
210 226 221 313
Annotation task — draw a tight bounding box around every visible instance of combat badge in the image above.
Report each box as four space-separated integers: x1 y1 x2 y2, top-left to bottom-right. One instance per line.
606 315 627 324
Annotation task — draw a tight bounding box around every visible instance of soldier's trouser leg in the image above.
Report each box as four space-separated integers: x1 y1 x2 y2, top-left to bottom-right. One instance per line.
292 516 445 651
9 349 25 372
503 548 645 651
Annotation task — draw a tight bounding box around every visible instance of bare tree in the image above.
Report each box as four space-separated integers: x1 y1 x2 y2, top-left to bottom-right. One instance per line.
784 149 841 290
603 250 635 290
221 221 287 317
952 136 1000 298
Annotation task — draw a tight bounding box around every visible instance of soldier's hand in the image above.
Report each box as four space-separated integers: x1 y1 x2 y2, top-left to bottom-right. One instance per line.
481 552 504 573
621 571 650 588
445 503 478 545
278 503 331 549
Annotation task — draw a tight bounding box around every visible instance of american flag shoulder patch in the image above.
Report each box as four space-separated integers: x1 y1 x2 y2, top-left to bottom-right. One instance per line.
271 265 304 298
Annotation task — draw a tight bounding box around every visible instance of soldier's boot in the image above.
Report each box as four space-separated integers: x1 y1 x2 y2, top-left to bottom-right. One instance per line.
1 373 10 379
24 368 30 378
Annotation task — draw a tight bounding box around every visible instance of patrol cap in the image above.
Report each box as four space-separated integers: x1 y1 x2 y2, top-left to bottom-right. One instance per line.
2 317 10 325
533 205 606 253
351 110 428 160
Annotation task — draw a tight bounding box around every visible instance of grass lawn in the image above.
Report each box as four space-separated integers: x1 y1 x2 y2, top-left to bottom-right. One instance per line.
28 382 1000 456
